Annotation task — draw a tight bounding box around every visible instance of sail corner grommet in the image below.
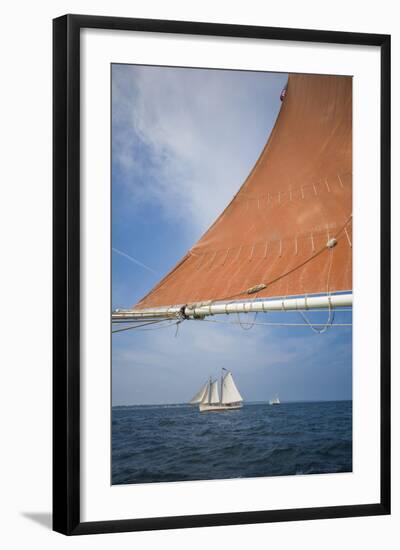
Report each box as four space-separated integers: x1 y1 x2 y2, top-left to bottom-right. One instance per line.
326 237 337 249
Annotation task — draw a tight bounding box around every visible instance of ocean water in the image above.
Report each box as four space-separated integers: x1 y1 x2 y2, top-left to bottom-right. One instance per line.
112 400 352 485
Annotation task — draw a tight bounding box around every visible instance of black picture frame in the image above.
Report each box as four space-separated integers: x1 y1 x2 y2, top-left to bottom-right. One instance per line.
53 14 391 535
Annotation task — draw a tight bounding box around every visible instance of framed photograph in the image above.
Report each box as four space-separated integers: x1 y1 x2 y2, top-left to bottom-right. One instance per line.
53 14 390 535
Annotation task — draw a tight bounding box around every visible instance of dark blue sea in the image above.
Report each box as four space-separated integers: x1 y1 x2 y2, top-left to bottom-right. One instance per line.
112 400 352 485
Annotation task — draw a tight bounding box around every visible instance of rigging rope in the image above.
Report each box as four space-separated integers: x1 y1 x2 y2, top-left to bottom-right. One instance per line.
112 318 178 334
112 308 351 335
206 215 352 305
195 318 351 328
298 306 335 333
236 311 258 330
175 320 181 337
297 239 335 334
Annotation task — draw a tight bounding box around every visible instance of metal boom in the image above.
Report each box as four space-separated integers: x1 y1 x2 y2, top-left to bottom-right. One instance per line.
112 292 352 323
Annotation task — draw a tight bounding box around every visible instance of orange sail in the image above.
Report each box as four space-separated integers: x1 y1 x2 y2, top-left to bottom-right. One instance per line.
135 74 352 311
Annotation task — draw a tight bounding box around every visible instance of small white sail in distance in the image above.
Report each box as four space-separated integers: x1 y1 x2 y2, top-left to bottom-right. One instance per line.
221 371 243 404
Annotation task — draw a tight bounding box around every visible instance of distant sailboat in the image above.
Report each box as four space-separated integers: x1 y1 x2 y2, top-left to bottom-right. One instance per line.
269 396 280 405
189 369 243 412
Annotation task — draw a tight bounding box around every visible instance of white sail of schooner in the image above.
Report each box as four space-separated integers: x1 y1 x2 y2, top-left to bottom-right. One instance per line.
188 381 209 405
112 74 352 328
190 370 243 412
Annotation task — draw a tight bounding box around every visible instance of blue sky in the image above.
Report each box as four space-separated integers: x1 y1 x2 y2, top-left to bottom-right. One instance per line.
112 64 352 406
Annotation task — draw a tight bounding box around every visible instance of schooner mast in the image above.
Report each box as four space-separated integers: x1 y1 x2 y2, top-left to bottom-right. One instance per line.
113 74 352 326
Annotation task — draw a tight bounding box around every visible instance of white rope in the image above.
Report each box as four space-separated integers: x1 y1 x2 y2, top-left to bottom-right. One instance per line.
197 318 351 328
298 246 335 334
236 311 258 330
298 307 334 334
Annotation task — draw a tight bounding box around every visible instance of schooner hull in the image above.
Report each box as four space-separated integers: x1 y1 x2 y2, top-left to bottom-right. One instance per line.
199 402 243 412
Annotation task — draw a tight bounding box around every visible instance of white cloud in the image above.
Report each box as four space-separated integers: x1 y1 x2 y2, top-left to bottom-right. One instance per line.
112 65 287 237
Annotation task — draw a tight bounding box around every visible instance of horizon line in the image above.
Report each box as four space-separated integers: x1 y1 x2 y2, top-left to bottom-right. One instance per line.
112 398 352 408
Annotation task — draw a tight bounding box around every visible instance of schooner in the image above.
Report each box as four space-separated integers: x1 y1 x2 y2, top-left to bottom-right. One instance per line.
112 74 352 331
190 369 243 412
269 396 280 406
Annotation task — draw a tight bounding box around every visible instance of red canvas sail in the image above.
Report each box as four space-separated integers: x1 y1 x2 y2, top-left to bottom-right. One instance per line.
135 74 352 312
